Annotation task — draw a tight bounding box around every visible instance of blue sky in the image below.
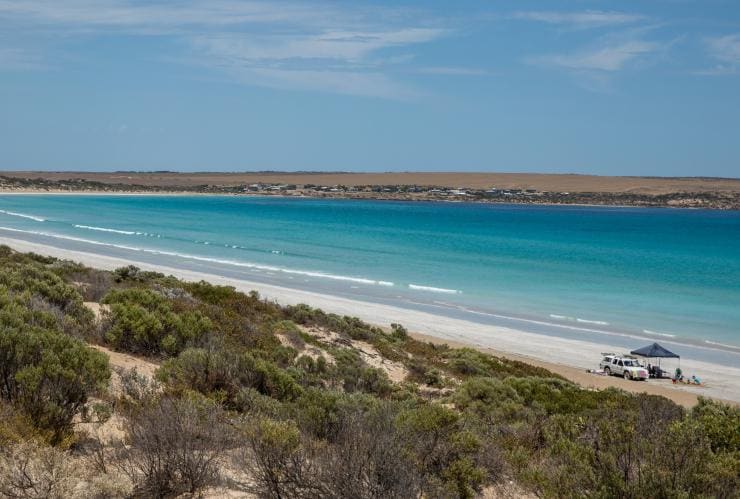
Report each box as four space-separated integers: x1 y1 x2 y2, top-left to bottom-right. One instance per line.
0 1 739 176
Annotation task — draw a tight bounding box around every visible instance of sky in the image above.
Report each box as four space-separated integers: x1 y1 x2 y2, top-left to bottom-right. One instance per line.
0 1 739 177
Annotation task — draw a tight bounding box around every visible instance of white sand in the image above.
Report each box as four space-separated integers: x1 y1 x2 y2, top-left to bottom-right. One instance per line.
3 236 739 403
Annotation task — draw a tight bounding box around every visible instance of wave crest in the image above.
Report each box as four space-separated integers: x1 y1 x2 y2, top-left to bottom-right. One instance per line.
75 225 136 235
0 210 45 222
409 284 461 294
0 226 395 288
643 329 676 338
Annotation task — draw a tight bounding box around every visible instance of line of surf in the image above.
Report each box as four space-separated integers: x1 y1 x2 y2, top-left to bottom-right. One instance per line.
0 210 45 222
0 226 396 288
643 329 677 338
2 225 739 357
437 302 740 355
74 224 162 237
409 284 462 294
550 314 610 326
75 225 137 235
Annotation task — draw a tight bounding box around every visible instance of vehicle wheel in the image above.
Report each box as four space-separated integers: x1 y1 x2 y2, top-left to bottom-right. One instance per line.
604 367 611 375
624 371 631 380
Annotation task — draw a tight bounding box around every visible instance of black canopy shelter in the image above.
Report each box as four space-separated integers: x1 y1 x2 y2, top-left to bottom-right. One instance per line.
630 343 680 359
630 343 680 377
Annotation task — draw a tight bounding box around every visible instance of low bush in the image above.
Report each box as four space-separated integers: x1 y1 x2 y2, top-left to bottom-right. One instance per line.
101 288 212 356
157 348 303 404
0 300 110 443
113 395 231 497
0 441 81 498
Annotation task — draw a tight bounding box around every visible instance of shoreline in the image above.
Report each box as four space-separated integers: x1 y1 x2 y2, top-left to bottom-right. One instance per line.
0 188 733 212
2 236 737 407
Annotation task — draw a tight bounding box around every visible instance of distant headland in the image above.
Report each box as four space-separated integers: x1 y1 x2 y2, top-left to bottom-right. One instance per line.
2 171 739 209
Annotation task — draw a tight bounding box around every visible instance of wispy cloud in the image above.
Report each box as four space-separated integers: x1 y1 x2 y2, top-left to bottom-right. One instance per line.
0 0 457 98
512 10 644 29
414 66 487 76
0 0 332 32
698 34 740 75
192 28 444 65
532 40 660 72
527 28 667 92
0 47 45 70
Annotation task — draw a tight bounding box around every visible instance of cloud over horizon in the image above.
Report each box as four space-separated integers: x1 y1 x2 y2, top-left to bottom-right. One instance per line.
0 0 453 98
512 10 644 29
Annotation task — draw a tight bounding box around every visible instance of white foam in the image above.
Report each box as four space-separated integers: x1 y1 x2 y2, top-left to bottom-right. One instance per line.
0 227 142 252
0 226 395 288
643 329 676 338
409 284 461 294
549 314 576 321
0 210 45 222
74 225 136 235
704 340 740 351
576 318 610 326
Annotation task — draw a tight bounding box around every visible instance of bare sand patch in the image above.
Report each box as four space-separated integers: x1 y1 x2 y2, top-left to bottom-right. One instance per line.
300 326 408 383
91 344 160 383
83 301 109 321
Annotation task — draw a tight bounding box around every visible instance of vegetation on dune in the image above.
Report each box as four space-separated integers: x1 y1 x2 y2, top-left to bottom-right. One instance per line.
0 245 737 498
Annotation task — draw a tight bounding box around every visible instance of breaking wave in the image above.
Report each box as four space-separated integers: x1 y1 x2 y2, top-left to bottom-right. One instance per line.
0 227 395 288
643 329 676 338
550 314 609 326
75 225 136 235
409 284 461 294
0 210 45 222
74 225 161 237
576 318 610 326
704 340 740 351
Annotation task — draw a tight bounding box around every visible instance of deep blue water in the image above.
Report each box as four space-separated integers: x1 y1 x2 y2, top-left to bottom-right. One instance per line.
1 195 739 356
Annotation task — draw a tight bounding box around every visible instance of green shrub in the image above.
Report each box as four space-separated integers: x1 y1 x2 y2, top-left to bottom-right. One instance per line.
691 398 740 453
102 288 211 356
0 317 109 443
0 263 94 338
444 348 559 380
158 347 303 404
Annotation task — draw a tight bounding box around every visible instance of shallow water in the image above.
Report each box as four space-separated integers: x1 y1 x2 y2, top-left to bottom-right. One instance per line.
1 195 739 361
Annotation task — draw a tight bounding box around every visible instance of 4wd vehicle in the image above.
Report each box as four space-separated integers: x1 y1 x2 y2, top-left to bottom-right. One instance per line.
599 354 649 381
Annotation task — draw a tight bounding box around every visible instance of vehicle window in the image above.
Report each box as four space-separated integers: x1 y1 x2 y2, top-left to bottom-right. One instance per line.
618 360 623 366
612 359 618 365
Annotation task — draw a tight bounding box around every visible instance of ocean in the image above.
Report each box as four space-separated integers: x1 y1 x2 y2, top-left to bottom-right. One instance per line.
1 194 739 365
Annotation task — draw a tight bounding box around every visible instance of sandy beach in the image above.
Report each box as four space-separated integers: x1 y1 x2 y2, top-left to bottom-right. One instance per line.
2 236 737 407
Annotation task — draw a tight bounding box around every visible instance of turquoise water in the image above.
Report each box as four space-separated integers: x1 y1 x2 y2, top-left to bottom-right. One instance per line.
1 195 739 360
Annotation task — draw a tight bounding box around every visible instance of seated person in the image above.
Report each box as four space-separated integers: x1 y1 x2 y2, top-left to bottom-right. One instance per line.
691 375 702 385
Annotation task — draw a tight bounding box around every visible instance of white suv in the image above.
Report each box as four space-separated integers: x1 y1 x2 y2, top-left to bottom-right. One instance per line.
600 354 649 381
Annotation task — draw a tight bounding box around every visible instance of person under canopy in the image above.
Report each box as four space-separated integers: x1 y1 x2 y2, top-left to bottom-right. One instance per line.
630 343 680 378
